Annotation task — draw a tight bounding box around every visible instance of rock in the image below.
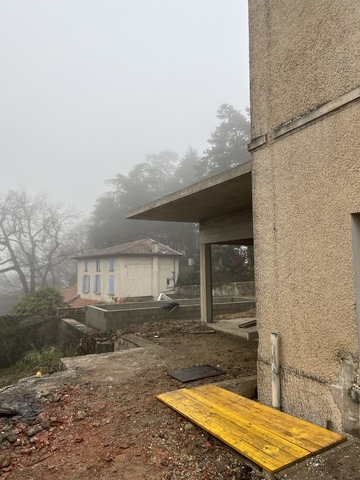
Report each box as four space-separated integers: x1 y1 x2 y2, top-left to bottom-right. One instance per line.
88 401 106 411
76 410 87 420
50 417 63 427
27 425 44 437
0 454 11 469
37 412 51 430
95 341 114 354
48 393 61 403
20 448 33 455
104 453 113 462
14 422 29 433
5 430 18 444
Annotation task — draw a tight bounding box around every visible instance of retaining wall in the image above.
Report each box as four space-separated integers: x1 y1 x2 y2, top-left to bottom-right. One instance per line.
57 306 87 323
59 318 97 349
0 316 58 368
86 299 256 332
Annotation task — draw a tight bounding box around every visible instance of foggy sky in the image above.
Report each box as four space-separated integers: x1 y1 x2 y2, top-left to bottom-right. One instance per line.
0 1 250 215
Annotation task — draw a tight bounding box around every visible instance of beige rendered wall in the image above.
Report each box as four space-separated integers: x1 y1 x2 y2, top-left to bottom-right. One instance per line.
249 0 360 434
158 256 179 293
118 256 179 297
117 256 152 298
77 256 179 301
249 0 360 138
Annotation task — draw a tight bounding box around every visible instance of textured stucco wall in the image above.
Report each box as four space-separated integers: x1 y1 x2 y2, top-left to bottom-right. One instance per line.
249 0 360 433
249 0 360 138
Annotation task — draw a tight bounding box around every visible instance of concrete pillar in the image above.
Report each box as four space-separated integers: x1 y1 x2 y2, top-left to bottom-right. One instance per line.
200 243 213 323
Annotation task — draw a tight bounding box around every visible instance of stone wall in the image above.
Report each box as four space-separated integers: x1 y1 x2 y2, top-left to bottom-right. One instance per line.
57 306 86 323
58 318 97 350
175 281 255 299
0 316 58 368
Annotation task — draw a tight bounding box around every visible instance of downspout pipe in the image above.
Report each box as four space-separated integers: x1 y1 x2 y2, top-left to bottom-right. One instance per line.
271 333 281 410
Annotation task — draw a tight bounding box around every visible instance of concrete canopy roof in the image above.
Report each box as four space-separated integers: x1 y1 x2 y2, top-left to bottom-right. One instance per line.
127 161 252 224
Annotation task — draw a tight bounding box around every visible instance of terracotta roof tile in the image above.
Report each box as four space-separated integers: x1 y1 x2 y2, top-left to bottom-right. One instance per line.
61 284 101 307
61 284 78 303
70 297 101 307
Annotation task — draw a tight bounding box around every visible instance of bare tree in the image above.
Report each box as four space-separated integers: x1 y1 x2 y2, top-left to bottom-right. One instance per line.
0 188 78 294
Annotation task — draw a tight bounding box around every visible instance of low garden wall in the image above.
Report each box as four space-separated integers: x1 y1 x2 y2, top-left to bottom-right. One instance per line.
58 318 97 349
86 298 256 332
57 306 86 323
175 281 255 298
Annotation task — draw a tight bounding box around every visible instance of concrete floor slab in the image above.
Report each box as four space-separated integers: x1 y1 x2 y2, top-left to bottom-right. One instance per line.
209 317 258 340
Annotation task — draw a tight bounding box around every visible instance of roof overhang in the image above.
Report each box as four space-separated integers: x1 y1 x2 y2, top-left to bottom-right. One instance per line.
127 161 252 224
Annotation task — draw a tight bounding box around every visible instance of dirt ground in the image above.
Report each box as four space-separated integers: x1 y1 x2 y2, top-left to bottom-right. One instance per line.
0 313 264 480
1 312 360 480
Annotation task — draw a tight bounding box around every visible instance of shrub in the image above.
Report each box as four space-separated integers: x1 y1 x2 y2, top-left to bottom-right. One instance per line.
11 287 65 317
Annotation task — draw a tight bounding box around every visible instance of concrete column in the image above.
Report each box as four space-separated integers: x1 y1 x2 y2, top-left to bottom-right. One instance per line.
200 243 213 323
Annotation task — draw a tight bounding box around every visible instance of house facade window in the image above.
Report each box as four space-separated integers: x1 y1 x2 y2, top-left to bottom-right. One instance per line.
82 275 90 293
93 274 101 294
84 259 88 272
109 275 115 295
96 258 101 271
109 257 114 271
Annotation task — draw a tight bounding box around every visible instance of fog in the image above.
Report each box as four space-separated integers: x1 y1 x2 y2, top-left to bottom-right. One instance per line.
0 0 249 214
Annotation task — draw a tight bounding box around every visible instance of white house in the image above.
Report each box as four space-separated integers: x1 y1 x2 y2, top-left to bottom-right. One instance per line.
73 238 182 303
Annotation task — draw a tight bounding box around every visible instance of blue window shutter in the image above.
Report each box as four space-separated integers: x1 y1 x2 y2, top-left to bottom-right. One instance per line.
98 275 101 294
109 275 115 295
93 275 97 293
81 275 85 292
109 257 114 271
85 275 90 293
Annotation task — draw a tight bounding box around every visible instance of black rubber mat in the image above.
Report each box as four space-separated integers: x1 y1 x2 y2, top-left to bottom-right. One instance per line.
168 364 225 383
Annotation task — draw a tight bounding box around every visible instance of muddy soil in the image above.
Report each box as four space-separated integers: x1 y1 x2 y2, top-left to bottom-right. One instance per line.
0 315 264 480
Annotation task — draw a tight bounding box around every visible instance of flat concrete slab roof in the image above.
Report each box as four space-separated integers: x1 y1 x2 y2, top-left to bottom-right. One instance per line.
127 161 252 223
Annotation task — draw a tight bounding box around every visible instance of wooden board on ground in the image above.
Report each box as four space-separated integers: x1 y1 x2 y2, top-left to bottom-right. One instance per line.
157 385 346 474
238 319 257 328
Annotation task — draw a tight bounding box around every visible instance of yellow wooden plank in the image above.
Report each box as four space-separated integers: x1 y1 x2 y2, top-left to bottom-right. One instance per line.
158 389 288 472
183 388 312 457
157 389 311 473
157 386 347 474
194 385 346 452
